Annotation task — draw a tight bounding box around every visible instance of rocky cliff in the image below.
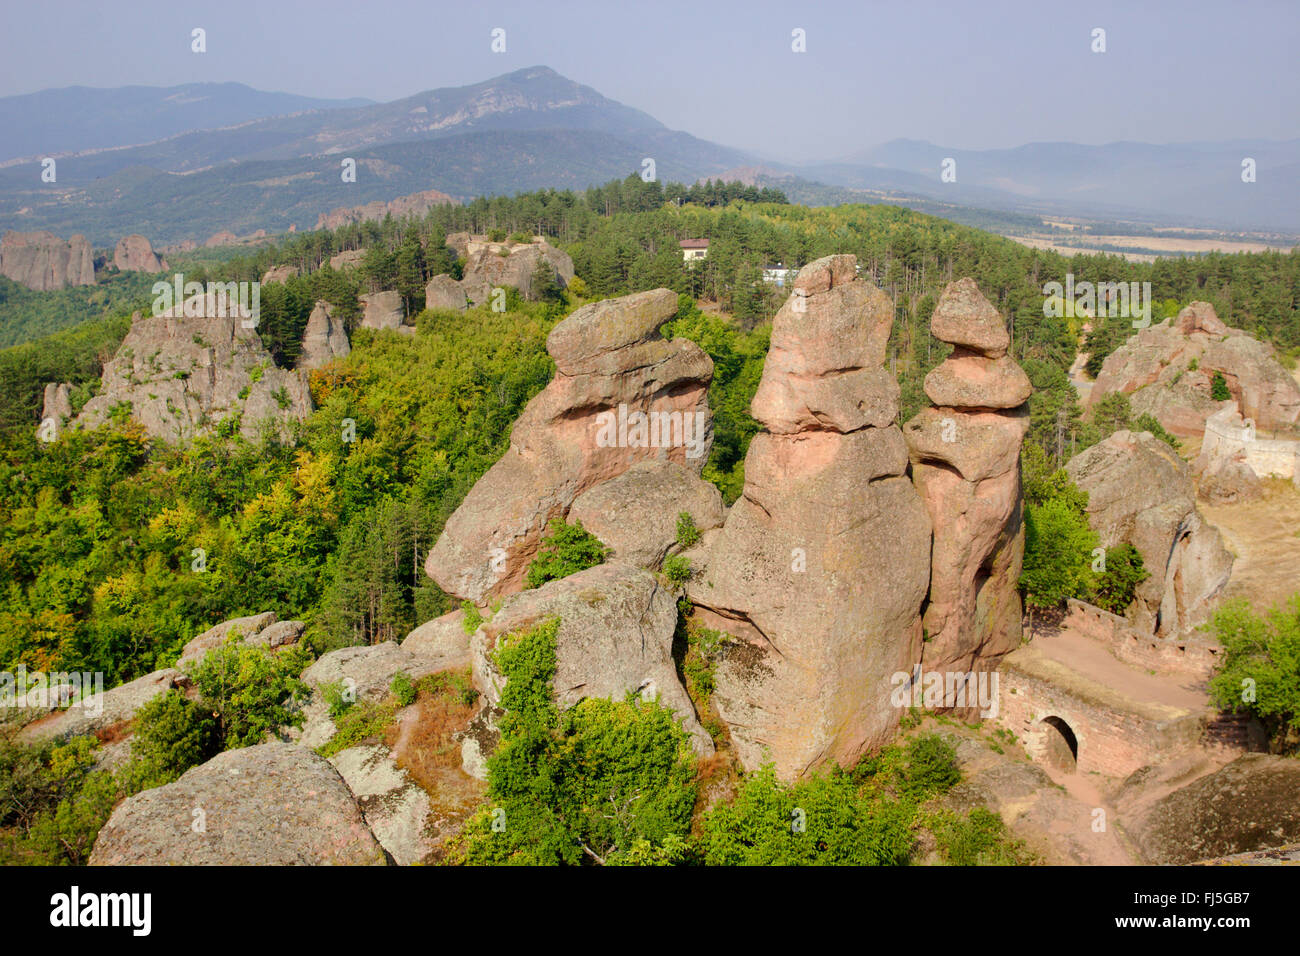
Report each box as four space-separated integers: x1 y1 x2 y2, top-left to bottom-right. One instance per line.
112 234 166 273
315 188 458 231
1 230 95 290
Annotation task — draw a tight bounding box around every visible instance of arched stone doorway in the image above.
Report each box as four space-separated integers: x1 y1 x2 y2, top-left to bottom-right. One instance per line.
1040 716 1079 772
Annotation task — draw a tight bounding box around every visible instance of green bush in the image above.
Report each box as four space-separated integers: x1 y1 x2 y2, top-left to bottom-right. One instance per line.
390 671 417 707
1211 371 1231 401
899 734 961 798
128 690 220 787
662 554 692 586
675 511 701 548
461 617 698 865
187 640 310 749
523 519 608 589
1207 596 1300 754
1091 543 1150 614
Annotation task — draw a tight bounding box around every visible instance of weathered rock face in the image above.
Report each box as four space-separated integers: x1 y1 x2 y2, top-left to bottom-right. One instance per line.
1090 302 1300 434
688 256 931 781
568 459 725 570
359 290 406 332
89 744 388 865
315 188 457 231
0 230 95 290
16 669 181 744
301 642 443 703
261 264 299 285
1066 430 1233 637
401 609 471 671
424 274 467 312
329 248 366 271
176 612 302 669
1123 754 1300 864
460 240 574 305
112 234 166 273
41 382 72 423
468 563 712 759
296 300 351 370
73 294 314 443
426 288 713 603
329 744 435 865
904 278 1027 684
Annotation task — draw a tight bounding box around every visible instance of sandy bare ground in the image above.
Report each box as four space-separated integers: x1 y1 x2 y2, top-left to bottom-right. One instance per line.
1007 233 1294 263
1200 479 1300 612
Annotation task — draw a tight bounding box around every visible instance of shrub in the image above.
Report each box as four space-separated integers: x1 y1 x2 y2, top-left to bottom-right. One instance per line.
460 617 698 865
1211 371 1231 401
1207 596 1300 754
318 699 396 759
187 640 310 749
461 599 483 635
128 690 220 787
675 511 700 548
320 679 354 719
899 734 961 798
390 671 417 707
933 806 1024 865
662 554 692 586
523 518 608 589
1091 542 1150 614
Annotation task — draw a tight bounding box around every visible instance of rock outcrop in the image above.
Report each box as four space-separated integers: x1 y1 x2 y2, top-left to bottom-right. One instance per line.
329 249 366 271
112 234 166 273
329 744 435 865
89 744 388 865
301 642 443 703
568 459 725 570
424 274 467 312
41 382 72 424
1121 753 1300 864
16 669 182 744
425 288 713 603
73 293 313 443
460 239 574 305
401 609 471 670
315 188 457 231
1066 430 1233 638
176 612 302 669
261 264 299 285
359 291 407 332
1090 302 1300 435
0 230 95 290
903 278 1028 683
466 563 713 769
688 256 931 780
296 300 351 370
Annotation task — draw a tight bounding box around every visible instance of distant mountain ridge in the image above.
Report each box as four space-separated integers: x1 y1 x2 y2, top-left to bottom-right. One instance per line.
0 82 373 163
0 67 1296 244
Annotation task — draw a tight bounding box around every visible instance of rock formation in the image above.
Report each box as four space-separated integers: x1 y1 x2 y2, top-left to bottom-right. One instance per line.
460 239 574 305
465 563 714 772
89 744 387 865
176 612 303 668
903 278 1029 685
1066 430 1233 638
73 291 313 443
204 231 238 248
359 290 408 332
688 256 932 781
112 234 166 273
301 642 444 703
41 382 72 425
296 300 351 370
0 230 95 290
424 274 467 312
401 609 471 670
1090 302 1300 435
329 248 366 271
330 744 436 865
315 188 458 231
568 459 725 569
261 264 298 285
425 287 713 603
16 669 181 745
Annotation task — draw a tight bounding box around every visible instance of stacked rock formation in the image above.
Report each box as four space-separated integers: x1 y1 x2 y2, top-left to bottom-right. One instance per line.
458 239 574 306
1 230 95 290
903 278 1030 685
424 274 467 312
359 290 408 332
112 234 166 273
426 287 713 603
688 255 932 781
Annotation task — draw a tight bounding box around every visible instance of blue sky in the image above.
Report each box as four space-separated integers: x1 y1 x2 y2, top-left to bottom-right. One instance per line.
1 0 1297 161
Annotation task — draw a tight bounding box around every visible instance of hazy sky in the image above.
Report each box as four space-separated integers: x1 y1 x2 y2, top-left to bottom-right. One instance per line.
1 0 1297 161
